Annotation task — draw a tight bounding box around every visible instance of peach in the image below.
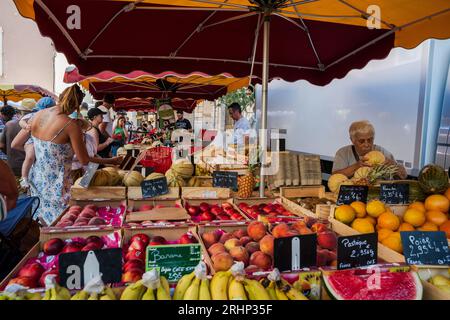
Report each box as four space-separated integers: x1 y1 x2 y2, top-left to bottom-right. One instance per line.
316 249 328 267
244 264 263 274
317 231 337 250
229 246 249 266
298 227 313 235
233 229 248 239
62 212 78 222
247 221 267 241
219 232 234 244
201 230 221 248
249 251 272 270
208 243 227 256
245 241 260 255
259 235 274 257
311 222 328 233
271 223 290 238
224 238 240 251
239 236 252 247
212 252 234 271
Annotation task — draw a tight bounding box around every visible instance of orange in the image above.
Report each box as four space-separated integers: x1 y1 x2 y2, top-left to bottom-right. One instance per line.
382 235 403 253
398 222 415 231
351 218 375 234
439 220 450 239
366 200 386 218
408 201 426 213
417 222 439 231
390 231 401 239
377 211 400 231
350 201 367 218
444 187 450 201
403 208 426 227
335 205 356 225
424 194 450 213
364 216 377 225
425 210 448 226
378 228 393 242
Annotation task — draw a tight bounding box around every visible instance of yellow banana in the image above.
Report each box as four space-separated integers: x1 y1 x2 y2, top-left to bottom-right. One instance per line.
57 286 72 300
120 280 146 300
199 279 211 300
173 272 195 300
279 283 308 300
275 286 289 300
42 289 51 300
141 287 156 300
103 287 117 300
99 294 113 300
50 287 65 300
71 290 89 300
243 279 270 300
228 278 247 300
25 292 42 300
160 276 170 295
88 292 99 300
156 284 172 300
183 277 200 300
266 281 278 300
210 271 231 300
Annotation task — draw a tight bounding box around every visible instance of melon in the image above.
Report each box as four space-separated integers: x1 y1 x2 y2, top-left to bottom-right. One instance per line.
328 174 349 193
90 170 111 186
123 171 144 187
124 144 134 150
364 151 385 166
145 172 165 180
116 147 127 157
171 159 194 179
103 169 122 186
418 164 449 194
165 169 186 187
118 170 128 179
323 270 422 300
354 166 371 179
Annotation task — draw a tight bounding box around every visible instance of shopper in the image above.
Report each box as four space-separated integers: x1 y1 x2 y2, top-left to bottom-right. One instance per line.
98 93 116 137
111 116 128 156
175 111 192 131
332 120 407 179
227 102 250 147
87 107 113 158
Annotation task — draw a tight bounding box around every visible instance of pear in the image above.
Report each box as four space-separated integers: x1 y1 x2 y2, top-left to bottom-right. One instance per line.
430 275 450 286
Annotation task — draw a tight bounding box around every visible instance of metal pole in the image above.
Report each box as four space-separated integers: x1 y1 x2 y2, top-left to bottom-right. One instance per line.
259 12 270 198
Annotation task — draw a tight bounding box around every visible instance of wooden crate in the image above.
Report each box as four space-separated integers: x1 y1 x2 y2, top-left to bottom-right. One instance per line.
280 186 326 199
0 228 122 290
70 186 126 200
127 187 180 201
125 199 190 223
412 265 450 300
188 176 213 188
181 187 230 199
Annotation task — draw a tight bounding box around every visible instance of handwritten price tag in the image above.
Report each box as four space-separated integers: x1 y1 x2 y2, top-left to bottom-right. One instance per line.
337 233 377 270
401 231 450 265
337 185 368 205
380 184 409 204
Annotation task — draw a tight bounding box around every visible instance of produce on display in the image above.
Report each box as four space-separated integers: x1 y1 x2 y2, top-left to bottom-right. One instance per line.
427 272 450 294
166 169 186 187
145 172 166 180
54 204 125 228
237 201 298 222
184 202 246 222
295 197 335 213
322 269 423 300
123 171 145 187
237 165 257 199
120 269 171 300
418 164 449 194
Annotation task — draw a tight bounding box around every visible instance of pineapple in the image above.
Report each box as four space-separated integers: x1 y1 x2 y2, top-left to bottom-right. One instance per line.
237 164 257 198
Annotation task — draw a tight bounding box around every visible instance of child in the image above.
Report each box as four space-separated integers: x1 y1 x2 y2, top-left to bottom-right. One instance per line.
19 97 56 189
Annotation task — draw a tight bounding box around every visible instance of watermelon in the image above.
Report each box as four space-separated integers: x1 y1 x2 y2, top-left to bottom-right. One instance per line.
323 270 422 300
418 164 449 194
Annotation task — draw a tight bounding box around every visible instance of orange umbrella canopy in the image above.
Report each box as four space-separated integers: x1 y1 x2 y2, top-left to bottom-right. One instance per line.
0 84 56 102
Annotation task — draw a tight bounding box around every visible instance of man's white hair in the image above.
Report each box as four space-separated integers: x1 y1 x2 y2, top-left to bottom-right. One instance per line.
349 120 375 141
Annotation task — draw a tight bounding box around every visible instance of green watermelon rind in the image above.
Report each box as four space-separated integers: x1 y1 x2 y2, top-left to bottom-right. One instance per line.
322 271 423 300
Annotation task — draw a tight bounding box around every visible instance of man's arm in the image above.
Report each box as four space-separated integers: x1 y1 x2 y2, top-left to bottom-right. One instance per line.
0 160 19 210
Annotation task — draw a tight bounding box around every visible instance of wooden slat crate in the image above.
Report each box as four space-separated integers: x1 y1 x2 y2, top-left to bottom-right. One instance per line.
70 186 126 200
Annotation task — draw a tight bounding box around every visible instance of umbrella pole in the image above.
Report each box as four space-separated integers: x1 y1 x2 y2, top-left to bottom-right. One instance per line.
259 13 270 198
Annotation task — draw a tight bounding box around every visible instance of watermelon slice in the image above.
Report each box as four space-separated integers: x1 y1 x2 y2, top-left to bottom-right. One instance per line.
323 269 423 300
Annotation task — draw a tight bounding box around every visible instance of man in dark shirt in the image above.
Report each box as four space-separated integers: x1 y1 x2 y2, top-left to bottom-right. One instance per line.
175 111 192 132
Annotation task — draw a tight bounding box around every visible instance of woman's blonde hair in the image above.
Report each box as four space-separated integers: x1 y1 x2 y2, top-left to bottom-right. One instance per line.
59 84 83 115
349 120 375 141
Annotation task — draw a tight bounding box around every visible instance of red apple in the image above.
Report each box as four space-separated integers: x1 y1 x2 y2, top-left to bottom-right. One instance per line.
8 276 37 288
238 203 249 210
199 202 210 212
55 221 73 227
61 242 83 254
62 212 78 221
18 262 44 280
125 249 145 262
123 259 145 272
138 204 153 212
39 269 59 287
262 206 272 214
128 239 146 252
80 208 96 216
222 203 233 210
217 214 231 220
149 236 167 245
251 205 259 211
88 217 107 225
79 211 97 219
86 235 104 248
187 206 200 216
43 238 65 255
69 205 82 212
82 242 103 251
179 233 198 244
275 206 285 214
210 206 223 215
200 211 216 221
121 268 143 283
130 234 150 246
84 204 97 211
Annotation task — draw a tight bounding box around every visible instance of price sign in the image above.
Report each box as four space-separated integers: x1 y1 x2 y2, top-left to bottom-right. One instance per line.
146 244 201 282
273 234 317 272
58 248 122 290
337 233 377 270
380 183 409 204
78 162 100 188
401 231 450 265
212 171 238 191
337 185 368 205
141 177 169 198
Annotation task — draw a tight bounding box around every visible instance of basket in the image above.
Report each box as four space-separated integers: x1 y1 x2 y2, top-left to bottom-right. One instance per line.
140 146 173 173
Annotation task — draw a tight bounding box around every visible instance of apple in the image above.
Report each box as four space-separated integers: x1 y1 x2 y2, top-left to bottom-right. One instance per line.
138 204 153 211
125 249 145 262
61 242 83 254
187 206 200 216
82 242 103 251
199 203 210 212
8 276 37 288
128 239 147 252
69 205 82 212
210 206 223 215
86 236 104 248
130 234 150 246
149 236 167 245
200 211 216 221
222 203 233 210
123 259 145 272
61 212 78 221
262 206 272 214
217 214 231 220
43 238 65 255
55 221 73 227
88 217 107 225
84 204 97 211
238 203 249 210
18 262 44 280
179 233 198 244
39 269 59 287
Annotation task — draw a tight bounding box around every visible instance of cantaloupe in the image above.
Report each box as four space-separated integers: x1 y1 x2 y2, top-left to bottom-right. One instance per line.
90 170 111 186
171 159 194 179
328 174 349 193
165 169 186 187
145 172 165 180
364 151 385 166
123 171 144 187
103 169 122 186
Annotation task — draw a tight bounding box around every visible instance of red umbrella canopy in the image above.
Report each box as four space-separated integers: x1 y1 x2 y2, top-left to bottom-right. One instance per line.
113 97 198 113
14 0 450 86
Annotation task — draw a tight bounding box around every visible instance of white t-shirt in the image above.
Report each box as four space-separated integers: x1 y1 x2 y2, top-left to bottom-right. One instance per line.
99 106 114 136
72 134 97 170
233 116 251 145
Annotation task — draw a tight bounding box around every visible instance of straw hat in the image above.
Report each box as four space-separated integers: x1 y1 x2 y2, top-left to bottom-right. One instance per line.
16 98 37 112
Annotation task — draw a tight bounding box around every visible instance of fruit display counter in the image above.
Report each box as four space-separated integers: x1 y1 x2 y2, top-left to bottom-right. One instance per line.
234 197 303 222
413 266 450 299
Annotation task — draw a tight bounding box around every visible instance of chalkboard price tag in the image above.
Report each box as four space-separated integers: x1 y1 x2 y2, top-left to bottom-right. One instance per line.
146 244 201 282
273 234 317 272
380 183 409 204
58 248 122 290
78 162 100 188
337 185 368 205
212 171 238 191
337 233 377 270
141 177 169 198
400 231 450 265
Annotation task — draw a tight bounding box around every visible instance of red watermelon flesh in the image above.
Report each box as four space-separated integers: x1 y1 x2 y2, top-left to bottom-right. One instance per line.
324 270 422 300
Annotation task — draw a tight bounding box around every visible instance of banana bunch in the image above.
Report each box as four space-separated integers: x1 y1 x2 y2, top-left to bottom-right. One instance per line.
173 271 211 300
42 283 72 300
259 278 308 300
0 291 42 300
71 286 117 300
120 276 171 300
